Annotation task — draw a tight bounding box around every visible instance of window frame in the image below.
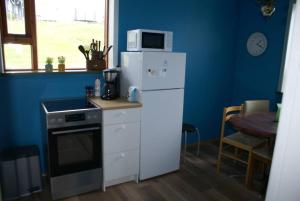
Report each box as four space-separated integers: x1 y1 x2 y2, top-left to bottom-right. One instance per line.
0 0 38 70
0 0 109 72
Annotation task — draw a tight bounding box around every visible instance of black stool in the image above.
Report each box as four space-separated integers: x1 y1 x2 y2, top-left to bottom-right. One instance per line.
182 123 200 159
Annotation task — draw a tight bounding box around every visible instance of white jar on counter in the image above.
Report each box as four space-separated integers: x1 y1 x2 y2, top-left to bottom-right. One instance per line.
95 77 101 97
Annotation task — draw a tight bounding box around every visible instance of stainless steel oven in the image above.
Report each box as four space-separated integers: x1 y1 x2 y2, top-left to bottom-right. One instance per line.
42 98 102 200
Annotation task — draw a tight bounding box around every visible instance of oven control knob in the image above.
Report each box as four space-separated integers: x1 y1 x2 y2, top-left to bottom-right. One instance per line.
87 115 91 120
57 118 63 123
93 115 98 119
50 118 56 123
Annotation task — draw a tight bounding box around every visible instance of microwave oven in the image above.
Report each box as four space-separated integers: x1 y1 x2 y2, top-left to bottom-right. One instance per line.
127 29 173 52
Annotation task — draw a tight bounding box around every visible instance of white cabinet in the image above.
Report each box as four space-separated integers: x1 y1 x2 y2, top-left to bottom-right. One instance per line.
103 123 140 154
104 150 139 182
102 108 140 190
102 108 140 125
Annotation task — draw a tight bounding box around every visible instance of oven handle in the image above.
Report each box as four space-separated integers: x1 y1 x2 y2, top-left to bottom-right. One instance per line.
52 127 101 135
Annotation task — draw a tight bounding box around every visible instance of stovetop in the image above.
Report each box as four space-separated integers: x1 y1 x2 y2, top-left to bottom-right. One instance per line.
42 97 97 113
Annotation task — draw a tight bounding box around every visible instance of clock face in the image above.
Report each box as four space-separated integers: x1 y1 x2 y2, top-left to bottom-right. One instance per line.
247 32 268 56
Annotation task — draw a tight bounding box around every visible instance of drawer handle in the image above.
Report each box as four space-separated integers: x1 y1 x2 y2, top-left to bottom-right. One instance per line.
117 111 127 116
114 125 126 133
115 153 126 160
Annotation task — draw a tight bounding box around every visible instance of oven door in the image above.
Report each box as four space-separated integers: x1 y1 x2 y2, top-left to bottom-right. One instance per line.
48 124 101 177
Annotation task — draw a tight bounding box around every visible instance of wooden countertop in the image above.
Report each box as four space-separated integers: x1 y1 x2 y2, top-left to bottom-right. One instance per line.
89 97 142 110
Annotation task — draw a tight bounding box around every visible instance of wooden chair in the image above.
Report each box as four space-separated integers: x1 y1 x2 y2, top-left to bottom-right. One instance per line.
246 146 273 189
244 100 270 115
216 105 266 186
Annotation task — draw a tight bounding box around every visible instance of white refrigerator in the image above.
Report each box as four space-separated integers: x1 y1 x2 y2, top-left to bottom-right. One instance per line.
120 52 186 180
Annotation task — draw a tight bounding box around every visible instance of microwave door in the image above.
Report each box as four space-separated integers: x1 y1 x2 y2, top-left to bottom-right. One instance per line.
142 32 165 49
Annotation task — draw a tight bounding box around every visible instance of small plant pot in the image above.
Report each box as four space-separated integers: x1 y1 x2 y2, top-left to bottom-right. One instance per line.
58 64 65 72
45 64 53 72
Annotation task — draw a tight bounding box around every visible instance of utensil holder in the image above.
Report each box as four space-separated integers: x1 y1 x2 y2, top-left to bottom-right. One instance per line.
86 59 106 71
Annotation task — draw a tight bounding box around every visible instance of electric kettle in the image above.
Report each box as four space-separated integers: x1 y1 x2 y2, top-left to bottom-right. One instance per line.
128 86 138 102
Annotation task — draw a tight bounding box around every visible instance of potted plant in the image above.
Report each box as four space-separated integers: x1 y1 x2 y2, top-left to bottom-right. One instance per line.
45 57 53 72
58 56 66 72
257 0 275 17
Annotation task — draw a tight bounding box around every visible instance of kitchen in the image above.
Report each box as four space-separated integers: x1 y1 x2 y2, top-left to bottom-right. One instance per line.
0 0 300 201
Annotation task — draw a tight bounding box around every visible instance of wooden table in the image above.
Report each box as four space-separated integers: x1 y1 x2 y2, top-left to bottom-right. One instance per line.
228 112 277 189
228 112 277 138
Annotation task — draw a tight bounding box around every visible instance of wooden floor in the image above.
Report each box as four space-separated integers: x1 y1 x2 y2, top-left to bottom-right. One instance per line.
18 143 263 201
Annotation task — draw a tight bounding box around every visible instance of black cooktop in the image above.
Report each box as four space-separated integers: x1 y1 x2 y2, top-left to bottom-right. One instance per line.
43 98 97 112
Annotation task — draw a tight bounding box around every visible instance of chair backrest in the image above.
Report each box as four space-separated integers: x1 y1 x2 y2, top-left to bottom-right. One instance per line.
220 105 244 139
244 100 270 115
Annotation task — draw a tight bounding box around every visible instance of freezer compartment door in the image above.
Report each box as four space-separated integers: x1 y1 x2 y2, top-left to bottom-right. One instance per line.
120 52 143 98
141 52 186 90
140 89 184 180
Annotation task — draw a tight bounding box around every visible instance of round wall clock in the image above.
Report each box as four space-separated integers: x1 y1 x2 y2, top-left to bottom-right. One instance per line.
247 32 268 56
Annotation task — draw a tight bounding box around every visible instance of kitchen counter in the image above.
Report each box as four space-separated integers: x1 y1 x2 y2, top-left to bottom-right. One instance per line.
89 97 142 110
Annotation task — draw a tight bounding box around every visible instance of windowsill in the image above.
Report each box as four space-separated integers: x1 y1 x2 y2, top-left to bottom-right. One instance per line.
1 69 103 76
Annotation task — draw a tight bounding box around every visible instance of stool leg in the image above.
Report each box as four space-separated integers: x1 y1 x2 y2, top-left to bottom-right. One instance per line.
196 128 200 156
184 131 187 162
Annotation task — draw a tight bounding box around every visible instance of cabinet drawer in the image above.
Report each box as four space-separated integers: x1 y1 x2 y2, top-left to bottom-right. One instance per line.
103 108 140 125
104 150 139 182
103 122 140 154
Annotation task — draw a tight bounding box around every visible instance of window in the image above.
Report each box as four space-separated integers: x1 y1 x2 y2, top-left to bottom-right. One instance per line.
0 0 108 71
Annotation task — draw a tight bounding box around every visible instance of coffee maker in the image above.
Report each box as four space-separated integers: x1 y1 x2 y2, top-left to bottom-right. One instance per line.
101 69 120 100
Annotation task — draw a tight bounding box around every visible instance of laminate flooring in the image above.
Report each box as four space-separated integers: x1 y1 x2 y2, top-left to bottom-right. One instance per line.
17 143 263 201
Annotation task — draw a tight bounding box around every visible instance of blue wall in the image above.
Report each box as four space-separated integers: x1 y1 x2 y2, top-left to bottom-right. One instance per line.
231 0 289 109
119 0 239 140
0 73 100 171
0 77 10 149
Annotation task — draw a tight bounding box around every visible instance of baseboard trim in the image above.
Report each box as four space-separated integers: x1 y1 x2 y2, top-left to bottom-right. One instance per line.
185 138 219 148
